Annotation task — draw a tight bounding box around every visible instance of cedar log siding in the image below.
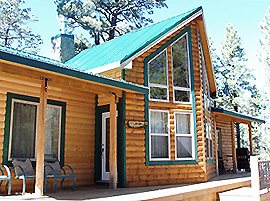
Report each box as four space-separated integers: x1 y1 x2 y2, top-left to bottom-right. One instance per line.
124 20 213 187
0 62 96 192
215 119 234 172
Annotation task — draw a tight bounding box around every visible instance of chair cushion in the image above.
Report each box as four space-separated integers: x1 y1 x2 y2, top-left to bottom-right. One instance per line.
13 158 35 177
44 161 62 176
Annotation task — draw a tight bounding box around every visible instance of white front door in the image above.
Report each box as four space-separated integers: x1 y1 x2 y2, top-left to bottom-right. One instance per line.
101 112 110 180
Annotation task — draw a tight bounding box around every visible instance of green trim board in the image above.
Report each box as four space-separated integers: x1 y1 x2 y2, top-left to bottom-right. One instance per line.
144 26 198 166
206 159 215 164
212 107 265 124
117 92 126 188
2 92 66 167
0 46 148 95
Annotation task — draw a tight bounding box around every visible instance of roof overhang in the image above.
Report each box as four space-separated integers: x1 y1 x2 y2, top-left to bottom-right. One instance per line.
86 60 132 74
196 14 217 97
0 49 148 95
212 107 265 124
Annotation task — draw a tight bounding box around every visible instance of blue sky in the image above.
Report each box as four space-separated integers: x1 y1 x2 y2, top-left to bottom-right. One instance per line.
24 0 269 84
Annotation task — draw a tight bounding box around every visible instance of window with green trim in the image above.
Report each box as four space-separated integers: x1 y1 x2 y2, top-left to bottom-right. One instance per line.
3 93 66 165
172 33 191 103
148 49 169 101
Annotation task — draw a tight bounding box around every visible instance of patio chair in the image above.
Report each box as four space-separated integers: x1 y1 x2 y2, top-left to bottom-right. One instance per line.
11 156 36 195
0 165 11 195
44 154 75 193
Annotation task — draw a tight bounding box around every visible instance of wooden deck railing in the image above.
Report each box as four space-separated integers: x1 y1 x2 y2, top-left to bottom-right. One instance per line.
258 159 270 190
250 156 270 201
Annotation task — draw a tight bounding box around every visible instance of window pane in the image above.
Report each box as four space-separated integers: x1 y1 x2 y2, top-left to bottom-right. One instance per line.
11 102 37 158
150 111 168 134
206 138 209 157
151 136 168 158
149 51 167 85
175 113 190 134
150 86 167 100
45 106 61 158
176 136 192 158
175 90 190 102
172 35 189 88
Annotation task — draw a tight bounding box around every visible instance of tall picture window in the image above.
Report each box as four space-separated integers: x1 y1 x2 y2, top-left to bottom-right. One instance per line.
171 33 191 103
150 110 170 160
148 49 168 101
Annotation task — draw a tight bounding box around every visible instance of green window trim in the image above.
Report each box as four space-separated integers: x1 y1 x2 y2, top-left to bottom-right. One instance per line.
144 26 198 166
207 159 215 164
2 92 66 167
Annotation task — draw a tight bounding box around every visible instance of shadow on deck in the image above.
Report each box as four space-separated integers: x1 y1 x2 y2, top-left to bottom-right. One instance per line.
0 172 251 201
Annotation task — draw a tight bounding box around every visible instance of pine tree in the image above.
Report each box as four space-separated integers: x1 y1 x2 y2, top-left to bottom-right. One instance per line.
0 0 43 53
259 5 270 81
210 24 265 154
55 0 167 46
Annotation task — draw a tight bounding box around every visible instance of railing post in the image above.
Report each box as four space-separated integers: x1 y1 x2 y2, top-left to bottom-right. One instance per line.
250 156 260 201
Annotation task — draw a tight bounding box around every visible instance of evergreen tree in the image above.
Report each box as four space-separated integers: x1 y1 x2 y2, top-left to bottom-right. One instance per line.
258 5 270 81
55 0 167 46
213 23 258 112
210 24 265 154
0 0 43 53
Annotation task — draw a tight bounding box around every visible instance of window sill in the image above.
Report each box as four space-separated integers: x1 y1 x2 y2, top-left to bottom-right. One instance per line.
207 158 215 164
147 160 197 166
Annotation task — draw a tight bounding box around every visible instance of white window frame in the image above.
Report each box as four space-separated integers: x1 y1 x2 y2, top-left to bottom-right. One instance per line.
149 109 170 161
174 112 195 160
8 99 62 161
45 104 62 160
148 49 169 102
206 118 213 159
171 33 192 104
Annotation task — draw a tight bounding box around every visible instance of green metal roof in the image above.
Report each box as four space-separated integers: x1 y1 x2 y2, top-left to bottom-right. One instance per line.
66 6 203 71
0 45 148 94
212 107 265 124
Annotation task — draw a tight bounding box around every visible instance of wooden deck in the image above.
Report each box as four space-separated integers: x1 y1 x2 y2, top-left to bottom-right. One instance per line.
0 172 251 200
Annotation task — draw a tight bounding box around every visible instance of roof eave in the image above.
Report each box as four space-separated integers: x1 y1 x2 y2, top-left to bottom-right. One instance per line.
212 107 265 124
0 50 148 94
196 14 217 96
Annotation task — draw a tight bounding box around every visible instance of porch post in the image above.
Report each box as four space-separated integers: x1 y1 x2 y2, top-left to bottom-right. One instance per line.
109 93 117 189
248 122 253 155
231 120 237 173
35 80 47 195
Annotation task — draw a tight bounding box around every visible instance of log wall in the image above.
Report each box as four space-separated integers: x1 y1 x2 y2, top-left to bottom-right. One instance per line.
0 62 96 192
123 20 210 187
216 119 234 172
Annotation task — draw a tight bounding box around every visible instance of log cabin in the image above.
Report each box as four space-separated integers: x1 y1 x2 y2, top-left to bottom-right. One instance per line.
0 6 264 194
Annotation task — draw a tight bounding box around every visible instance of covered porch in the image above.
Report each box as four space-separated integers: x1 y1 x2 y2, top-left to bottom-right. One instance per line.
212 107 265 174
